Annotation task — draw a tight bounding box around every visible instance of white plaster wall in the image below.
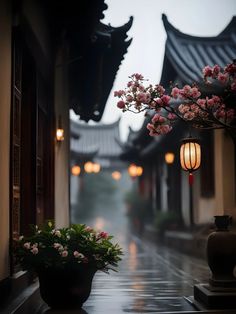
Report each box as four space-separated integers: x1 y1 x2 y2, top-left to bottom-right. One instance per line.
181 171 190 226
54 47 70 228
214 130 235 217
160 164 168 212
70 175 80 206
0 0 11 280
194 171 215 224
196 130 235 224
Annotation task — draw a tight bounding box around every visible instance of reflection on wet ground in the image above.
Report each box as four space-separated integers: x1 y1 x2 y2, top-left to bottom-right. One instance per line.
40 203 212 313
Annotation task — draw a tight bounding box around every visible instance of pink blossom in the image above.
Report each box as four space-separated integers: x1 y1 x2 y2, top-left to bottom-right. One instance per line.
183 112 195 120
218 73 229 84
53 242 61 249
146 123 157 136
98 231 109 239
73 251 80 258
61 250 68 257
197 99 206 109
155 84 165 96
212 65 221 77
190 104 200 113
24 242 31 249
231 81 236 91
226 109 235 121
183 85 191 94
126 95 133 102
31 247 39 255
138 84 145 92
149 101 157 108
114 90 125 97
156 98 163 106
202 65 213 77
161 95 171 105
215 109 226 119
167 113 177 120
54 230 61 237
152 114 166 124
132 73 144 80
190 87 201 98
224 62 236 75
207 95 221 108
178 104 189 114
171 87 180 98
85 226 93 232
127 81 133 87
117 100 126 109
136 92 150 103
159 124 172 134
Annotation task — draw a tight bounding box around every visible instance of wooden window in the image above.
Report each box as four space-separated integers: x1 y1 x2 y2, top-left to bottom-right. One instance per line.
11 33 22 241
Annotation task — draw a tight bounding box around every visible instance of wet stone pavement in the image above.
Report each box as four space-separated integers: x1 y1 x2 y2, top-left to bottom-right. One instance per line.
38 211 218 314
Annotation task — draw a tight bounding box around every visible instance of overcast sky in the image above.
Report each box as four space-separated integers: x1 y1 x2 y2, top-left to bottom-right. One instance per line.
99 0 236 141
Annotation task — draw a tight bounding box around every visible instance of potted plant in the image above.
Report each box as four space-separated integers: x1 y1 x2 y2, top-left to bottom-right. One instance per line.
14 221 123 309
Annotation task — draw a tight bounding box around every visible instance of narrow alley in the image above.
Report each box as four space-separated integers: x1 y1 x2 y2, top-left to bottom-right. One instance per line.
36 204 225 314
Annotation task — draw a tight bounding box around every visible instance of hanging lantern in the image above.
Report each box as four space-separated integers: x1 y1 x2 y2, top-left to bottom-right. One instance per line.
84 161 94 173
71 165 81 176
165 152 175 165
136 166 143 176
128 164 143 179
56 115 64 142
112 171 121 180
93 163 101 173
128 164 138 178
180 138 201 185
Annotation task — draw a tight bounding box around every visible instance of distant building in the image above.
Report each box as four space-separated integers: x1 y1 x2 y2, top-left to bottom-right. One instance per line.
70 118 125 170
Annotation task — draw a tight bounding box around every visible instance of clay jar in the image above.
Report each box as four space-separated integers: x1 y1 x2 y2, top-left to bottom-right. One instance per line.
207 215 236 287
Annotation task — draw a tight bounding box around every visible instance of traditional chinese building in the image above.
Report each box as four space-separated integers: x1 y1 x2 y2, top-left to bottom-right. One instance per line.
70 118 127 212
0 0 132 311
122 14 236 233
71 118 124 169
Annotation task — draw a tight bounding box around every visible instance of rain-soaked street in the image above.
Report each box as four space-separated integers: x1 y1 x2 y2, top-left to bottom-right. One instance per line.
38 174 216 314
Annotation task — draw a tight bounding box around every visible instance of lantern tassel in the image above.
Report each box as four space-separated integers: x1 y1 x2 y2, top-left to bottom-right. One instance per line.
189 173 194 185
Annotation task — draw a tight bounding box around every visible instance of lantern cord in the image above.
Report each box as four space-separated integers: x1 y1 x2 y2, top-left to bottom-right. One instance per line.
189 172 194 185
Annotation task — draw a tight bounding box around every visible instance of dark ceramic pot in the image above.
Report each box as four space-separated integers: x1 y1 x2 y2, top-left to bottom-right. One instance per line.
207 215 236 287
37 265 97 309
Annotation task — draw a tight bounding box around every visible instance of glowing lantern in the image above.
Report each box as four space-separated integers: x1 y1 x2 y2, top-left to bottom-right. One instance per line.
180 138 201 185
93 163 101 173
136 166 143 176
165 152 175 164
128 164 143 178
128 164 138 178
56 115 64 142
71 165 81 176
84 161 94 173
112 171 121 180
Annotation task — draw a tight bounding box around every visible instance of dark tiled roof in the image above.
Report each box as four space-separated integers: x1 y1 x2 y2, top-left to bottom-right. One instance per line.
69 17 133 122
70 118 122 158
122 14 236 160
160 14 236 87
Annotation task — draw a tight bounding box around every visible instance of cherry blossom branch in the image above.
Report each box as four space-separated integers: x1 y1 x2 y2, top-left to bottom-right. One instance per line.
114 61 236 138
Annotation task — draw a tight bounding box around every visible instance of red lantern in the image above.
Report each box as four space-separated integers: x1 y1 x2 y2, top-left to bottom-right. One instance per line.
180 138 201 185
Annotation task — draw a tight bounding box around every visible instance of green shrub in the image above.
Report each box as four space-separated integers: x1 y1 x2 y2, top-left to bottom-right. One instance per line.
155 211 180 236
